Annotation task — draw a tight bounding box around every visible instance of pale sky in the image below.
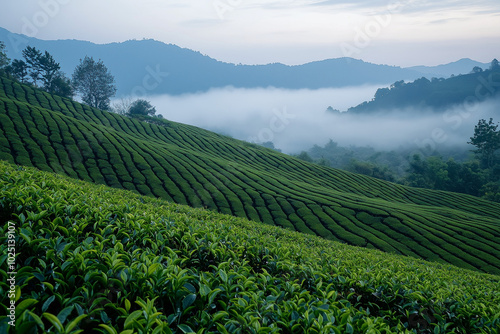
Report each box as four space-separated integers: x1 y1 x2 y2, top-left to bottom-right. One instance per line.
1 0 499 67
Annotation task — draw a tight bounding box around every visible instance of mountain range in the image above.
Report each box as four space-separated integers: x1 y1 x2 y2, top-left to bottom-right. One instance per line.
0 27 489 96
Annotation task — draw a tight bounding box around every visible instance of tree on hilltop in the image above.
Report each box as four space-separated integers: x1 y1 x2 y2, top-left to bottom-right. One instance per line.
22 46 43 86
468 118 500 168
127 99 157 117
490 59 500 71
72 56 116 110
295 151 313 162
39 51 61 92
111 98 133 115
472 66 483 73
19 46 67 94
48 73 73 99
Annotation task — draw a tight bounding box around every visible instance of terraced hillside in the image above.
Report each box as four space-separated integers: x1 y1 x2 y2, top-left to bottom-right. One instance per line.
1 162 499 333
0 75 500 275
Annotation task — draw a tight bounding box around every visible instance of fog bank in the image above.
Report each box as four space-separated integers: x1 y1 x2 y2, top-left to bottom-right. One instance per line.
143 86 499 154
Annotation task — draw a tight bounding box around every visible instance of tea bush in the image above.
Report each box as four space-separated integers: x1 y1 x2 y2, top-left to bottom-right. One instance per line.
0 161 499 333
0 75 499 276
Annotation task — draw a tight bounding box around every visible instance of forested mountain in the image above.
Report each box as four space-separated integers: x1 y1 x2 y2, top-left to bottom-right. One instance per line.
0 27 454 96
348 61 500 113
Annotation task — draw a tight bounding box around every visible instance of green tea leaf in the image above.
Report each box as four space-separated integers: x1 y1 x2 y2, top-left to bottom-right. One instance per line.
43 312 64 333
16 299 38 317
199 284 210 297
65 314 87 333
124 310 142 329
219 269 228 283
178 324 195 333
182 294 196 310
99 324 118 334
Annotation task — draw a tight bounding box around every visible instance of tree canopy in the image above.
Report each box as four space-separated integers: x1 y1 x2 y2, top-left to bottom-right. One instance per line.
403 118 500 202
10 59 29 83
39 51 61 92
22 46 43 86
48 74 73 99
72 56 116 110
468 118 500 168
127 99 157 117
490 59 499 71
1 45 72 98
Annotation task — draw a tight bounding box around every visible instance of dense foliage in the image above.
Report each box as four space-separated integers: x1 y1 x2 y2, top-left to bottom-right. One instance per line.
3 46 72 99
396 118 500 201
0 40 116 105
405 154 500 202
1 75 499 276
305 119 500 202
306 140 411 180
469 118 500 169
1 161 499 333
127 99 157 117
71 56 117 110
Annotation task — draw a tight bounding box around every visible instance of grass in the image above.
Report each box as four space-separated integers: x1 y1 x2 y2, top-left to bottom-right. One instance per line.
0 75 499 276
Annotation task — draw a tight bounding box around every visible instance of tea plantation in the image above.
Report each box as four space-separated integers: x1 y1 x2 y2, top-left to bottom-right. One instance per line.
1 162 499 333
0 75 500 278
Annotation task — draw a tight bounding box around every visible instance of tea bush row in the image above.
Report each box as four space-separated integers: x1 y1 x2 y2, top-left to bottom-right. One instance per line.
0 76 500 276
1 161 499 333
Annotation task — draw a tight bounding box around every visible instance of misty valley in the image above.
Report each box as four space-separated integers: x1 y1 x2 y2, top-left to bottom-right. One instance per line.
1 26 500 334
145 67 500 202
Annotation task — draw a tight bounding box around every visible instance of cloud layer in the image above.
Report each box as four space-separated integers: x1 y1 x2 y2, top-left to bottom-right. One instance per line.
145 86 500 154
1 0 499 66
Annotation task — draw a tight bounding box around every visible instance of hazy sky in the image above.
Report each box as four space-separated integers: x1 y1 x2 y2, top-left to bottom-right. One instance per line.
1 0 500 66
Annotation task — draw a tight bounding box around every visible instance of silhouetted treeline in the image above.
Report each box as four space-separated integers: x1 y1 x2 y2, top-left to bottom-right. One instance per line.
349 60 500 113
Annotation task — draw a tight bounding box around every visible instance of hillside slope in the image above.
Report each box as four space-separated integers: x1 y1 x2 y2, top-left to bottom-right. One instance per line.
0 76 500 275
348 66 500 113
1 161 499 333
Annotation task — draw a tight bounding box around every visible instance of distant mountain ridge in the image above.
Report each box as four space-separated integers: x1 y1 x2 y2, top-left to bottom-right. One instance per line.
407 58 489 78
0 26 487 96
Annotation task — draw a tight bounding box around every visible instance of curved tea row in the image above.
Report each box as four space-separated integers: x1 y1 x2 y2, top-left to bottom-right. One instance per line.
1 76 499 275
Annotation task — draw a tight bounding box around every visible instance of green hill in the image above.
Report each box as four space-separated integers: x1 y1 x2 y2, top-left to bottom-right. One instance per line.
1 161 499 333
348 65 500 113
0 76 500 276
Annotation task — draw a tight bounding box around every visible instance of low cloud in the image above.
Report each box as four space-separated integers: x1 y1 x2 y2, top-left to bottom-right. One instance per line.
143 86 499 154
